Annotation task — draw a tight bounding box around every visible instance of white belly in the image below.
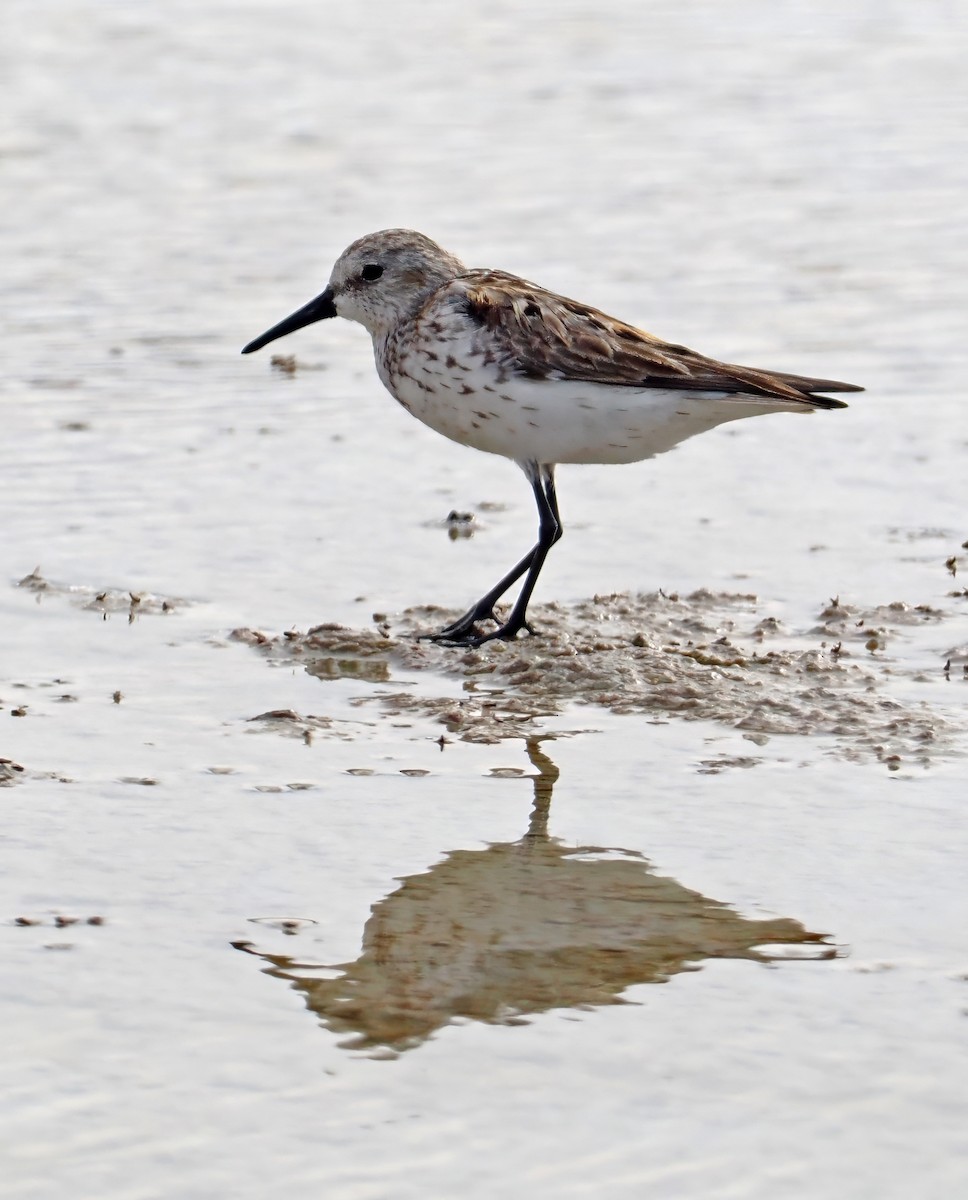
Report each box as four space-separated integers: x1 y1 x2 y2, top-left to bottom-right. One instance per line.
378 351 807 467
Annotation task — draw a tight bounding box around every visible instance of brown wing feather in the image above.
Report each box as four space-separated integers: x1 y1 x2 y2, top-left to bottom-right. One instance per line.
455 271 862 407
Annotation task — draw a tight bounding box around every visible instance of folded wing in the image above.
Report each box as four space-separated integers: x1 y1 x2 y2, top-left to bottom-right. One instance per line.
454 271 862 409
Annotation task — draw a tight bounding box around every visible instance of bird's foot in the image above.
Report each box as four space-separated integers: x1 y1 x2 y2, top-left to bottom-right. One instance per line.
418 603 498 644
427 614 537 648
461 617 537 647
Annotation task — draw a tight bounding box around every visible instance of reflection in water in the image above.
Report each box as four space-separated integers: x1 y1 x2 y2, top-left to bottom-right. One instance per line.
234 740 834 1054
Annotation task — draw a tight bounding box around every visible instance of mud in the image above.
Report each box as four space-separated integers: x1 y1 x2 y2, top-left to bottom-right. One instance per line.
231 588 962 766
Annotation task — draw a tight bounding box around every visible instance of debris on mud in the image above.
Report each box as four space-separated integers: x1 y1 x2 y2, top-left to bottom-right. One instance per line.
0 758 26 786
231 590 962 765
17 568 185 618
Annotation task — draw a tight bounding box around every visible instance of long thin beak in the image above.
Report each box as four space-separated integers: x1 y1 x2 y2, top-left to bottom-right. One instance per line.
241 286 337 354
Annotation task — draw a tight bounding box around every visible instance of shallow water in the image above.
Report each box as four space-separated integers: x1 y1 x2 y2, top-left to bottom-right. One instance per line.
3 2 968 1197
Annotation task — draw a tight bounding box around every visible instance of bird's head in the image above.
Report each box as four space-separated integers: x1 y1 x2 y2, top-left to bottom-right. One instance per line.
242 229 464 353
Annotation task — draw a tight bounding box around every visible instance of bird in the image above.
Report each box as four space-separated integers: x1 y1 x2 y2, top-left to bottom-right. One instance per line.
242 229 862 646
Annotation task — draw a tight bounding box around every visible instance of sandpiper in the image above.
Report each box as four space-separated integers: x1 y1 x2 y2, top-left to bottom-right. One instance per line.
243 229 861 645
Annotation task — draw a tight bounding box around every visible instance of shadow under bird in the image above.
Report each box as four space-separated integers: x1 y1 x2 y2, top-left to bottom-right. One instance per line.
242 229 862 645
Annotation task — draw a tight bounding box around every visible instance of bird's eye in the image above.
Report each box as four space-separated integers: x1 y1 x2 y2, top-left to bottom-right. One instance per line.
361 263 384 282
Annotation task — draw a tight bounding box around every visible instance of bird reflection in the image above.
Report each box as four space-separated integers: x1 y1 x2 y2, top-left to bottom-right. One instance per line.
234 739 834 1054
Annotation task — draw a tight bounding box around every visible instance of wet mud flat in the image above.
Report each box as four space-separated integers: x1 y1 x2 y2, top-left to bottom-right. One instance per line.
232 586 966 768
5 574 844 1063
5 557 967 1193
217 584 965 1059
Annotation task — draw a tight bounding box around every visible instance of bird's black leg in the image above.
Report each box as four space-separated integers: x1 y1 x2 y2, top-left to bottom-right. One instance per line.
481 465 561 643
429 463 562 645
427 547 538 641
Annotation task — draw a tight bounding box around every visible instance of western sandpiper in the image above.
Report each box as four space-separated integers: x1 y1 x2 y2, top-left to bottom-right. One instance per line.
243 229 861 645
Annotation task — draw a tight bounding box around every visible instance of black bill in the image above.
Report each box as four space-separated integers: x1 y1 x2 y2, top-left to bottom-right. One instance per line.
241 286 337 354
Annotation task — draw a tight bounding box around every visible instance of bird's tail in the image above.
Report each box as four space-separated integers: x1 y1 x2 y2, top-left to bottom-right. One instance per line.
768 369 863 409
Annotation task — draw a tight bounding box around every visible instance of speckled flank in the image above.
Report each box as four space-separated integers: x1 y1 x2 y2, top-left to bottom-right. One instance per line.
383 325 814 466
